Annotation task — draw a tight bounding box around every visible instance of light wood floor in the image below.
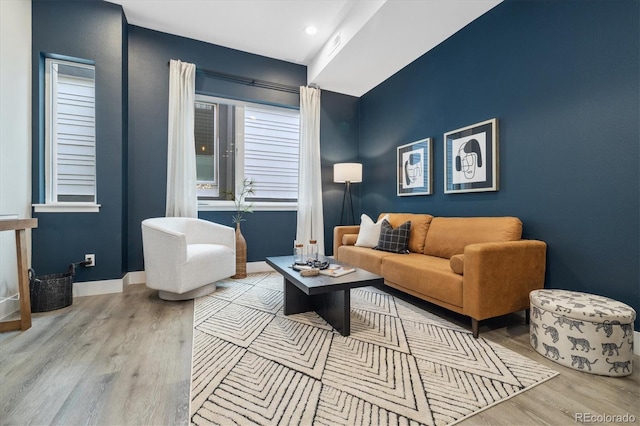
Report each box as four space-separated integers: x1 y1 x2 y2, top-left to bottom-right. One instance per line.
1 282 638 426
0 284 193 426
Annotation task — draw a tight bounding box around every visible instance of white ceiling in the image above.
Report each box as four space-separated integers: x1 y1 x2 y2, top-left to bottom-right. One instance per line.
107 0 502 97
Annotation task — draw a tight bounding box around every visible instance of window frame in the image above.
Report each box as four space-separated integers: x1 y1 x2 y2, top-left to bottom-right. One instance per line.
195 94 298 212
33 56 100 213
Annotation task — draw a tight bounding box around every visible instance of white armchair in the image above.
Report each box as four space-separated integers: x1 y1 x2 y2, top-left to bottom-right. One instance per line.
141 217 236 300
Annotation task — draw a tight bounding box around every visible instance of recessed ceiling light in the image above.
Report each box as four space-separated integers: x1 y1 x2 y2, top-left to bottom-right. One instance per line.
304 25 317 36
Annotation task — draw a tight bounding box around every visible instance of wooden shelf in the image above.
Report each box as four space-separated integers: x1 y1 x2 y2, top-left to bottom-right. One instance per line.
0 218 38 332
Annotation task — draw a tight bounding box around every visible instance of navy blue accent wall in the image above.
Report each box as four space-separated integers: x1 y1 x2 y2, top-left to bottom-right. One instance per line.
31 0 127 281
127 26 308 267
359 1 639 328
198 211 297 260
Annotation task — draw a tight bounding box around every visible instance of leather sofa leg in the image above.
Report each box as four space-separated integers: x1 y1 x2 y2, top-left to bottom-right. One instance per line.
525 308 531 324
471 318 479 338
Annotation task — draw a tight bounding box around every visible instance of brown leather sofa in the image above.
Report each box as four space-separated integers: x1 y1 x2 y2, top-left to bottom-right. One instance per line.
333 213 547 337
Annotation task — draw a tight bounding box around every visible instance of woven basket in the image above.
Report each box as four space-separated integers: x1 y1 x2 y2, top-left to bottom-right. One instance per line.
29 264 75 312
232 223 247 279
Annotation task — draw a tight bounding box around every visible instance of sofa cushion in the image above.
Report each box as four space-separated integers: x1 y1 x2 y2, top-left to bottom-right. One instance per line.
337 245 395 275
375 220 411 253
355 214 389 248
450 254 464 275
342 234 358 246
379 213 433 253
382 254 463 308
424 217 523 259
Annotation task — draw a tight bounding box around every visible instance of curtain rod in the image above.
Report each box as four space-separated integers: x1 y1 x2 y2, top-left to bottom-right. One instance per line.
167 61 300 94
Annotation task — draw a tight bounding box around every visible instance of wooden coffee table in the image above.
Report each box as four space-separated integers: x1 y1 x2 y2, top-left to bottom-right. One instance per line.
266 255 383 336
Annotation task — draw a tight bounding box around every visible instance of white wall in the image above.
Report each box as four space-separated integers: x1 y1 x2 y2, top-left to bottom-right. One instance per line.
0 0 32 320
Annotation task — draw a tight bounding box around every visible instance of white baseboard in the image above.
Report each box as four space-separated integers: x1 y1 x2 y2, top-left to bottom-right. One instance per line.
73 278 123 298
0 297 19 321
125 271 146 286
72 270 144 297
247 261 274 274
72 261 272 298
73 269 149 297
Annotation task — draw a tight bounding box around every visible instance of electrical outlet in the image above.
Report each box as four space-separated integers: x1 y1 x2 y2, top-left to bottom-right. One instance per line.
85 254 95 267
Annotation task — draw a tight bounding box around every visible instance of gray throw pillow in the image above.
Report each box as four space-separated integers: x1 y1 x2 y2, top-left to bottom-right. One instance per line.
374 220 411 254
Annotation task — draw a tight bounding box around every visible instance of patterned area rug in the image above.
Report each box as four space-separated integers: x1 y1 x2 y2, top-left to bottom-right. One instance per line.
190 273 558 426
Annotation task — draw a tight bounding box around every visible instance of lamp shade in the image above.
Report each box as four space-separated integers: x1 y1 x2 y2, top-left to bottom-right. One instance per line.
334 163 362 183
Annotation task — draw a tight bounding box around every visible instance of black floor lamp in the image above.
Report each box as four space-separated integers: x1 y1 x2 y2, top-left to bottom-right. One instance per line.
334 163 362 225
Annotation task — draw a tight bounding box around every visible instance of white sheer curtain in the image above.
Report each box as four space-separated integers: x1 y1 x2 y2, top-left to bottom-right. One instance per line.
166 59 197 218
296 86 324 254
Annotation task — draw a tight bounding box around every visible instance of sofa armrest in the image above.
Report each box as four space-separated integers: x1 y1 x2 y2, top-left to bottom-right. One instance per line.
333 225 360 260
463 240 547 321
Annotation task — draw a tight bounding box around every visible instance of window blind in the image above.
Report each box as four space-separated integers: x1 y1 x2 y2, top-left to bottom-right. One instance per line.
51 62 96 202
244 106 299 201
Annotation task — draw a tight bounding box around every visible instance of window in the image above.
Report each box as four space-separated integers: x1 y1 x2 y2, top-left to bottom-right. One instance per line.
194 102 218 198
36 57 98 212
195 95 300 210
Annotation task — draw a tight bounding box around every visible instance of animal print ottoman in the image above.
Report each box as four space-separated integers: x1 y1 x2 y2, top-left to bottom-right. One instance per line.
529 289 635 377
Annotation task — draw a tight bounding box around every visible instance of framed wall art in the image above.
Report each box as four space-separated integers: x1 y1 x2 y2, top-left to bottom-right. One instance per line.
397 138 432 196
444 118 498 194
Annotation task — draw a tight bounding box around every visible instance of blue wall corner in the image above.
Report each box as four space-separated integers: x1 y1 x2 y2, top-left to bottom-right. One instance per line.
358 0 639 328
